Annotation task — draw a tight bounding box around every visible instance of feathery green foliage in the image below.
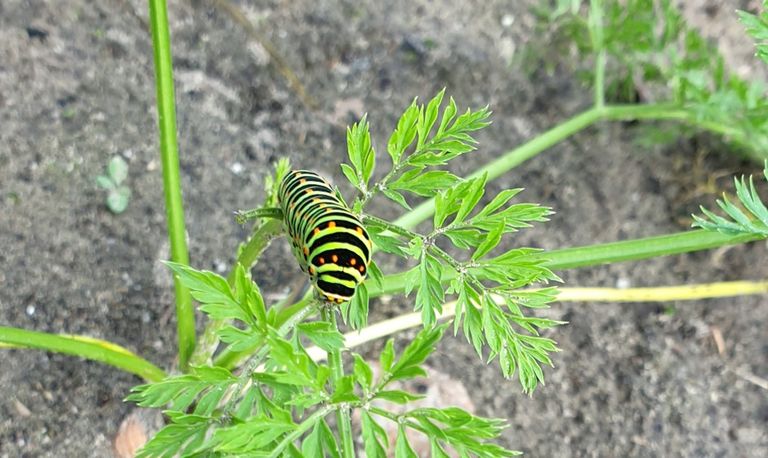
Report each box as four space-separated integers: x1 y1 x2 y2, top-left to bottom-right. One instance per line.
693 162 768 237
128 262 517 456
127 93 539 456
527 0 768 161
344 92 560 392
738 1 768 65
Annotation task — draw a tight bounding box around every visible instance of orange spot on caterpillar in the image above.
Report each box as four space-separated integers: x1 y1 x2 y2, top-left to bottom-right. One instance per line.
358 266 365 273
356 226 364 235
318 257 325 264
350 258 357 266
328 221 336 229
305 189 313 194
309 266 315 274
300 179 307 184
303 246 309 256
313 228 320 236
331 254 339 263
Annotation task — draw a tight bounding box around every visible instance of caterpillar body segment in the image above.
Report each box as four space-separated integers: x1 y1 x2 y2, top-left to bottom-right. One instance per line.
277 170 371 303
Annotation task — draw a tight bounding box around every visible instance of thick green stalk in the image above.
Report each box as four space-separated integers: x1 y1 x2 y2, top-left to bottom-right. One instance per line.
532 230 760 269
589 0 606 108
0 326 166 382
368 230 763 297
148 0 194 371
323 308 355 458
232 219 285 277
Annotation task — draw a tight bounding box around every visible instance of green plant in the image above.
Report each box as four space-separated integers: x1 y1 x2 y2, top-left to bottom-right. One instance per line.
127 93 559 456
3 0 768 456
523 0 768 162
738 0 768 65
96 155 132 214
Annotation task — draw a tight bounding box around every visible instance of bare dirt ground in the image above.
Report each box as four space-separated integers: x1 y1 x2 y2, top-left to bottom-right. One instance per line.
1 0 766 456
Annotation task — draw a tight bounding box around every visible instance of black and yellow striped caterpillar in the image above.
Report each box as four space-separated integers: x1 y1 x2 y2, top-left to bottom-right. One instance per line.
277 170 372 303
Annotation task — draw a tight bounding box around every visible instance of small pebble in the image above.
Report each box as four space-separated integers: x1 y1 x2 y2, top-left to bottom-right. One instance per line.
13 399 31 417
25 305 35 316
114 411 148 458
501 14 515 27
230 162 244 175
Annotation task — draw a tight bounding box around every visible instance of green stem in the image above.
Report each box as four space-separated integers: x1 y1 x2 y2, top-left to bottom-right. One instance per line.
366 407 425 438
363 214 419 239
191 218 285 366
323 308 355 458
368 230 763 297
589 0 606 108
275 293 314 327
234 220 286 277
533 229 761 269
235 207 284 224
148 0 194 371
0 326 166 382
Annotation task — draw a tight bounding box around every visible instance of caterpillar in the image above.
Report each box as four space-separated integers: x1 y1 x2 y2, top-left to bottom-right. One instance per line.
277 170 371 303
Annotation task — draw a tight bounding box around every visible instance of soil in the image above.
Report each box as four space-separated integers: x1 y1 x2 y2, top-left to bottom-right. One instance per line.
1 0 766 456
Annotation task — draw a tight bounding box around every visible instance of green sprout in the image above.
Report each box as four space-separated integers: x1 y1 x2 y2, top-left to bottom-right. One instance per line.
96 155 131 214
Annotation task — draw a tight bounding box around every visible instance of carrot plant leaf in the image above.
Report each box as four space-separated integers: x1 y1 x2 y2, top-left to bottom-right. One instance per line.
207 416 296 454
401 407 520 457
362 410 389 458
126 366 235 412
344 92 491 210
302 420 340 458
738 1 768 64
297 321 345 352
346 114 375 192
693 162 768 237
134 413 211 458
395 425 419 458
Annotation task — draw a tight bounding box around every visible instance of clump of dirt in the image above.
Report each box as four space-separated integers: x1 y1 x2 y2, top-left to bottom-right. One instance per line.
1 0 766 456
